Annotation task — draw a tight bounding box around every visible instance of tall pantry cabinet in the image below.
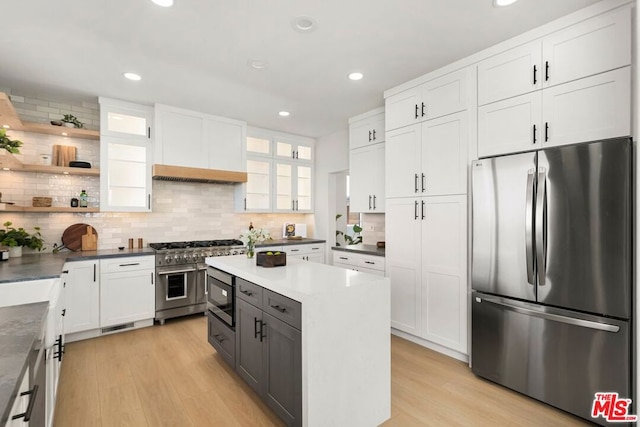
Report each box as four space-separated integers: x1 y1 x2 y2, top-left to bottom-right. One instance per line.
385 68 470 356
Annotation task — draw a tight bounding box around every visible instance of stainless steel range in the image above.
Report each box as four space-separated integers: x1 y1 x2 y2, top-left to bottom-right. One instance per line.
149 239 245 324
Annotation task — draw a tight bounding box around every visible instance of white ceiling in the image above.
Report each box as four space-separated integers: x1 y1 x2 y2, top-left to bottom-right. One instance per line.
0 0 601 138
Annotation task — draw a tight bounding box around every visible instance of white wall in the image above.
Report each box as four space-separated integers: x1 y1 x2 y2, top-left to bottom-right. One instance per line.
314 128 349 259
633 0 639 407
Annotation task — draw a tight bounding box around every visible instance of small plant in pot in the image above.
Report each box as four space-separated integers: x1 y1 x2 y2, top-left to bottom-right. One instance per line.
0 221 45 257
61 114 84 129
0 128 22 154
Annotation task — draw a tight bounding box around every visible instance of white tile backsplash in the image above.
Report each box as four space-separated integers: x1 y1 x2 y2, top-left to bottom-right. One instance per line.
361 213 385 245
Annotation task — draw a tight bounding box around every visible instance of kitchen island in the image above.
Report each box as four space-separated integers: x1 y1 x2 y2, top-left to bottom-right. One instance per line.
205 256 390 427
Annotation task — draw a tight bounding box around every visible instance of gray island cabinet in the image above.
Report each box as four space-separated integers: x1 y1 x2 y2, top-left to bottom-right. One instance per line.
205 256 391 427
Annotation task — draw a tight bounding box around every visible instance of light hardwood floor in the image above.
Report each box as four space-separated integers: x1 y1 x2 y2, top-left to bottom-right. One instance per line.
54 315 588 427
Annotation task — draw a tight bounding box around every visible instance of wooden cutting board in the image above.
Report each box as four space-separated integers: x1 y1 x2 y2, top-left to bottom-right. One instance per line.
52 145 77 167
81 225 98 251
62 223 97 251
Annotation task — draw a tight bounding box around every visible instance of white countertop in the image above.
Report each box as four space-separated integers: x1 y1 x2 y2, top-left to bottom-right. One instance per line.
205 256 387 303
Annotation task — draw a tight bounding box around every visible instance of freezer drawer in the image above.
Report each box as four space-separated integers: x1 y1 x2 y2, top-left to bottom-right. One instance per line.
471 293 630 425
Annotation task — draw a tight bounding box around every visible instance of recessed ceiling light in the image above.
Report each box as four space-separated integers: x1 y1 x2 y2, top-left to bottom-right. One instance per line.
278 111 290 117
292 16 317 33
493 0 518 6
348 72 364 81
151 0 173 7
247 59 269 70
123 72 142 81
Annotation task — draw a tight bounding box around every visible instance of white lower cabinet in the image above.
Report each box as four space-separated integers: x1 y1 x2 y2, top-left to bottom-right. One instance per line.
64 255 155 340
5 367 29 427
284 243 325 263
386 195 467 354
332 251 385 276
64 260 99 334
100 256 155 328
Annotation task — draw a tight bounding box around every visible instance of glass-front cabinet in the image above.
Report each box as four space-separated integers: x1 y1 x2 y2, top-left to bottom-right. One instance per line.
236 128 314 213
99 97 153 212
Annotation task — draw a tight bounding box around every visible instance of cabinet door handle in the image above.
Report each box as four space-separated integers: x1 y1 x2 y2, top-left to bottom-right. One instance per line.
421 200 425 220
421 102 426 117
295 151 299 159
421 173 425 192
545 122 549 142
151 272 154 285
93 263 96 282
148 194 151 210
292 151 295 159
292 200 295 211
533 124 537 144
373 195 376 209
147 127 151 139
240 289 253 297
12 385 38 422
545 61 549 81
372 129 376 140
61 308 66 317
260 321 266 342
270 304 288 313
295 200 299 211
414 104 419 119
369 195 372 210
533 65 537 85
254 317 260 339
414 173 419 193
244 198 247 211
414 200 419 220
368 130 372 142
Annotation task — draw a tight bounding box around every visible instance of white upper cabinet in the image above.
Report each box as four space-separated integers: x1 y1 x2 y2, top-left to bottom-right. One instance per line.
478 7 631 107
155 106 206 168
236 128 314 213
386 68 467 131
99 98 153 212
478 92 543 158
350 143 385 213
349 108 385 150
479 67 630 156
478 41 542 106
386 112 467 198
99 97 153 141
542 67 631 148
154 104 247 172
541 7 631 89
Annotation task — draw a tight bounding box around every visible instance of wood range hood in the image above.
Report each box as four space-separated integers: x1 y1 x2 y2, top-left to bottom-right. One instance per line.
152 164 247 184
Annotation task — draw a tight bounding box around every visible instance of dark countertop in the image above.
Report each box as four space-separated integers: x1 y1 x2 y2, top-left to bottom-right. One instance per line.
331 244 385 257
257 238 326 247
0 302 47 425
0 248 155 284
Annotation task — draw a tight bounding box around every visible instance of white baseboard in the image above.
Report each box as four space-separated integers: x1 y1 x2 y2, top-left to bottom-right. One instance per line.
391 328 469 364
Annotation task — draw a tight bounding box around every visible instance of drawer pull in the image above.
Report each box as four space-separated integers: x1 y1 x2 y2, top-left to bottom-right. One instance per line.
240 289 253 297
213 334 225 343
339 256 348 260
364 261 375 265
12 385 38 422
270 305 287 314
119 263 140 267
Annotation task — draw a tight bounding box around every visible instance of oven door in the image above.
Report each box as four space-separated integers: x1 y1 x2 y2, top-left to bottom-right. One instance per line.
207 267 235 327
156 265 197 311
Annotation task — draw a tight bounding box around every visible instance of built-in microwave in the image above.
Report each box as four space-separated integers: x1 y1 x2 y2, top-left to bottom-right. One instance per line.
207 267 235 328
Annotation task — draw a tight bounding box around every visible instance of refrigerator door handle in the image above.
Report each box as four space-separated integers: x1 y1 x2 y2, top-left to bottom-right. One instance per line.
475 295 621 333
535 168 547 286
525 169 535 285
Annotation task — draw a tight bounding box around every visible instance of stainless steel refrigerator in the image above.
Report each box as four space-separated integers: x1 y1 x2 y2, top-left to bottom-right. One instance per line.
471 138 632 424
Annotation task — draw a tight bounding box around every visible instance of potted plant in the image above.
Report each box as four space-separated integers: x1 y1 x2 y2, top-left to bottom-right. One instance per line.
0 128 22 154
61 114 84 129
0 221 45 257
335 214 363 246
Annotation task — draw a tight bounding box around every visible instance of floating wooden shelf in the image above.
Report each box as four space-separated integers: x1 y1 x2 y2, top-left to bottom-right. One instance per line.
0 151 99 175
0 92 99 140
1 206 100 213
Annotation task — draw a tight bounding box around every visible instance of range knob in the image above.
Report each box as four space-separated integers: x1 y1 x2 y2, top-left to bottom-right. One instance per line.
164 255 173 264
183 253 191 262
